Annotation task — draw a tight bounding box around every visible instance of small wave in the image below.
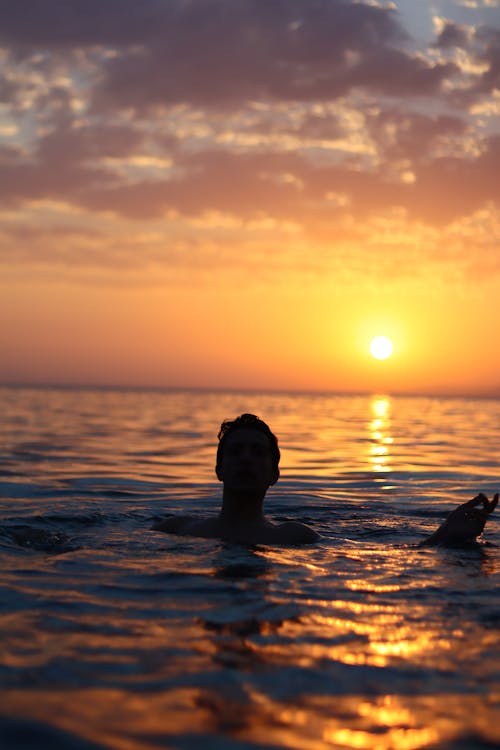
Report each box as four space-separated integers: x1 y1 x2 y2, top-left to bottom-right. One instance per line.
0 481 53 499
0 525 78 554
0 716 105 750
66 476 166 493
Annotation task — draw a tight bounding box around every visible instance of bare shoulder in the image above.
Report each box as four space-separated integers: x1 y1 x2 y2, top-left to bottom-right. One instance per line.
151 515 195 533
152 514 221 537
273 520 320 545
152 515 319 545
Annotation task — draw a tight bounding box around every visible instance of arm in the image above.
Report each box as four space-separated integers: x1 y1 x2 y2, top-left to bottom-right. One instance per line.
420 493 498 547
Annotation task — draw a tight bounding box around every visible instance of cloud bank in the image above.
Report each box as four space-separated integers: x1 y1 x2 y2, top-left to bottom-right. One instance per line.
0 0 499 285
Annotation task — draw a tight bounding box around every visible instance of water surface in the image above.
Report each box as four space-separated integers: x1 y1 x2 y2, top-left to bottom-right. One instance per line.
0 387 499 749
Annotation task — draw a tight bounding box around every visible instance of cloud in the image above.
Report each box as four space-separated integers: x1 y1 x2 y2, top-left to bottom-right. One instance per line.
0 71 18 105
409 133 500 223
0 0 498 289
1 114 497 227
435 20 471 49
432 17 500 100
0 0 163 49
365 108 468 160
474 25 500 93
0 0 457 111
91 1 458 110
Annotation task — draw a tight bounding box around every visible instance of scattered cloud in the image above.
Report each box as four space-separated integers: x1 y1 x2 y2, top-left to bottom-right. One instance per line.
0 0 498 287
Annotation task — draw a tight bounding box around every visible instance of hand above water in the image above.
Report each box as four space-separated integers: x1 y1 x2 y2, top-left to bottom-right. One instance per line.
421 493 498 546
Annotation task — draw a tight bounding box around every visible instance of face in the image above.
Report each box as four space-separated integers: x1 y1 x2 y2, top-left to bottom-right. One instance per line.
216 428 279 494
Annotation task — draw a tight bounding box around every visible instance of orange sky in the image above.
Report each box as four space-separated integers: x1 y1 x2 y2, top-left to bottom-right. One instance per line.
1 0 499 396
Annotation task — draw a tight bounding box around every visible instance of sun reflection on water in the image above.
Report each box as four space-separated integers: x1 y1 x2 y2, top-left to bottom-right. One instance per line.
369 396 394 473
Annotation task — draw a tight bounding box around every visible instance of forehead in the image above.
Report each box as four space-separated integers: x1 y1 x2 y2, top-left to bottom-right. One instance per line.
223 428 272 450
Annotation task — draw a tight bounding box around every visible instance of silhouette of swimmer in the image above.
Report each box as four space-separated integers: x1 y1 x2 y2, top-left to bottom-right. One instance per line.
153 413 318 544
152 413 498 546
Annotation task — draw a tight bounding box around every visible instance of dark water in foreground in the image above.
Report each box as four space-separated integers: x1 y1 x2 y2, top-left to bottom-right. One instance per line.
0 387 499 750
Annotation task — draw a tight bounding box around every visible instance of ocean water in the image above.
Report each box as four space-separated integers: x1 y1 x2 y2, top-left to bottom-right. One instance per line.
0 386 499 750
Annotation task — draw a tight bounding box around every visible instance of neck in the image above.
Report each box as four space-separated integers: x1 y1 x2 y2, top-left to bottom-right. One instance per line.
220 488 266 525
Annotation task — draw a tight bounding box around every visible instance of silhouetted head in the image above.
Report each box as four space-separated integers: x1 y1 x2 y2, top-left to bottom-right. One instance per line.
216 413 280 479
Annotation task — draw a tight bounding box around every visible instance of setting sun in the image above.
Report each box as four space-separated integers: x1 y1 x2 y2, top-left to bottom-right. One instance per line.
370 336 394 361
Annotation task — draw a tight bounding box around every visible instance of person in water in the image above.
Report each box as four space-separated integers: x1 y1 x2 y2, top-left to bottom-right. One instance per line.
152 413 498 546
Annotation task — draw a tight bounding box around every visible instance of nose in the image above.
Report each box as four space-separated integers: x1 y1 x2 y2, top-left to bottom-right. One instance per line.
240 446 254 462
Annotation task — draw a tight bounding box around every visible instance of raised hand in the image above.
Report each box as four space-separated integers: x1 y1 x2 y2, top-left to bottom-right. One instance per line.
421 493 498 546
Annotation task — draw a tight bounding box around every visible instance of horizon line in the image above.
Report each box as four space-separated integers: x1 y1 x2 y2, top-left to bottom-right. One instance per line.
1 380 499 401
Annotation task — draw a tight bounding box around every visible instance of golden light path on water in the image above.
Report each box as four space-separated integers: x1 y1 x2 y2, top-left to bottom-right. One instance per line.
368 396 394 473
2 594 497 750
4 688 496 750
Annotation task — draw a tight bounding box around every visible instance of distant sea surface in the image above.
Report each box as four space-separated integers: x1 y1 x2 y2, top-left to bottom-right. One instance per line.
0 386 499 750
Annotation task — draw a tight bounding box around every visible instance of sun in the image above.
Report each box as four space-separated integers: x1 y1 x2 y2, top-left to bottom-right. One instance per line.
370 335 393 360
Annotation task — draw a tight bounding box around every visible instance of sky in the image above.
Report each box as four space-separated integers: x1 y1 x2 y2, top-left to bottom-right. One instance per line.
1 0 499 396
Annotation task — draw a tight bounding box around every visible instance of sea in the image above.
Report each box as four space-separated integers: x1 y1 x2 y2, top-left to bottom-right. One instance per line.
0 386 499 750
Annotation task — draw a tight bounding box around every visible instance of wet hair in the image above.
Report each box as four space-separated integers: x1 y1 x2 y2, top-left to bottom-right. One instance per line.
216 413 280 471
